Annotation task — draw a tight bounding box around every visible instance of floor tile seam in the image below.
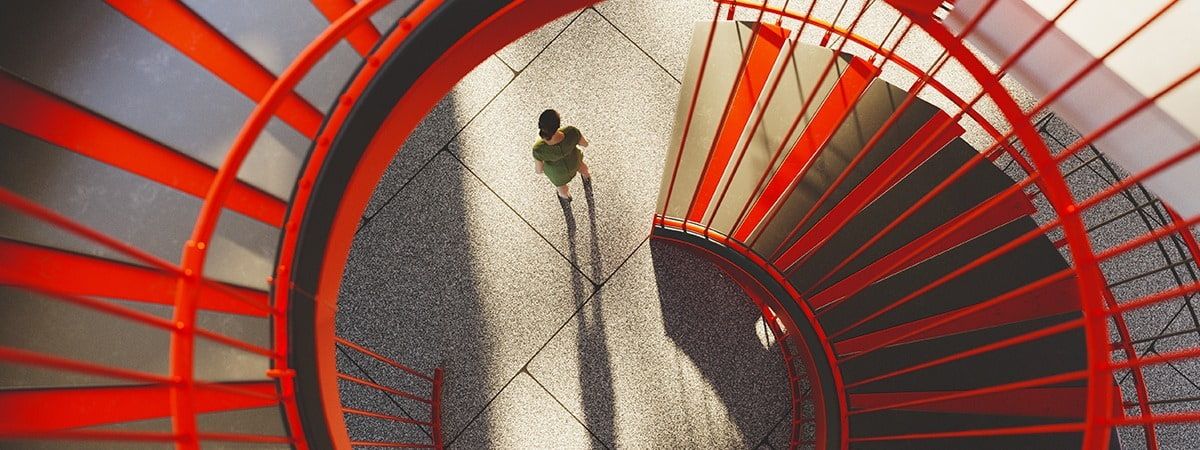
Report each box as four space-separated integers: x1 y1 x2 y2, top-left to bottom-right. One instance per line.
598 234 651 286
1163 359 1200 390
509 9 589 75
361 52 525 230
356 146 449 236
753 402 795 449
589 6 682 85
335 344 435 440
493 52 518 75
443 288 604 447
442 146 599 286
444 362 527 448
524 370 614 449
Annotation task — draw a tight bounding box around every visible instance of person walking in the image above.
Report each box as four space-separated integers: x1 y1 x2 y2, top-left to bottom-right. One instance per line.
533 109 591 202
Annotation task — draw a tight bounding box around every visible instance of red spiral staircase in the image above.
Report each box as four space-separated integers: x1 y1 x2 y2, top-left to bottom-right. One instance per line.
2 0 1199 449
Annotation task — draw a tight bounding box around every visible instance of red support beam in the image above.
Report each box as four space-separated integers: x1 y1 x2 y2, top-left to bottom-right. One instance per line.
805 188 1035 310
310 0 384 56
730 57 877 242
773 112 964 270
850 387 1087 418
102 0 324 138
0 72 286 228
0 239 271 317
835 275 1079 354
686 24 790 223
0 382 278 434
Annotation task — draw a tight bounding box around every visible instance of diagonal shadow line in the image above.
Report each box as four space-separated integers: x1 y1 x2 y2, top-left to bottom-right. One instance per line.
526 370 613 449
359 8 587 230
446 236 648 447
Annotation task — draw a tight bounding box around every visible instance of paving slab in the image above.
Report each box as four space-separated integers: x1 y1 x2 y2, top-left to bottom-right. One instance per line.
496 11 582 73
449 373 603 449
451 9 678 283
363 55 515 219
526 239 790 448
338 151 588 440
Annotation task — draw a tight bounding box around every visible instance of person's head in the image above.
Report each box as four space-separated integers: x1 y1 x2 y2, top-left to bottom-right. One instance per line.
538 109 560 139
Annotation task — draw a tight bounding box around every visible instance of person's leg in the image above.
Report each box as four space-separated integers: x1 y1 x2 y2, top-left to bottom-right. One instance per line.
557 184 571 200
578 160 591 180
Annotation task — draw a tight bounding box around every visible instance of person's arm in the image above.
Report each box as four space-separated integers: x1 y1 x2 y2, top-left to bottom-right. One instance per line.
564 126 589 147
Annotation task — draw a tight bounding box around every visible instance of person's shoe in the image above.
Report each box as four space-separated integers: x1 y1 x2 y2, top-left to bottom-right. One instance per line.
557 193 572 202
581 175 592 189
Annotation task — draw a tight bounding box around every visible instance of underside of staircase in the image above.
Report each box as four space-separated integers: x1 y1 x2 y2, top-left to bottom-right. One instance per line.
653 20 1101 449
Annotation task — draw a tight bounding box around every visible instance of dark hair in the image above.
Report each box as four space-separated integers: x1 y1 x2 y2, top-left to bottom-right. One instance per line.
538 109 560 140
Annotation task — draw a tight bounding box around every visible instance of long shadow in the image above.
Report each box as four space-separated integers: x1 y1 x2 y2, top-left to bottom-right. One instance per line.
566 182 617 448
649 239 792 447
337 97 494 447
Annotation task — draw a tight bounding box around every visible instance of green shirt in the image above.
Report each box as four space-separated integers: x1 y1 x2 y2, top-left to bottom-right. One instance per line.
532 126 584 187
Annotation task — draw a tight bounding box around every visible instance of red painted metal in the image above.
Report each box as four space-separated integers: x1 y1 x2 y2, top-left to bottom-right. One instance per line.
0 382 278 434
716 0 1033 192
844 318 1085 390
652 233 823 447
102 0 324 139
815 186 1045 328
659 6 728 218
901 16 1116 447
277 2 597 448
343 408 431 426
850 387 1087 418
654 218 848 448
0 345 172 385
336 337 433 382
686 23 789 223
0 71 286 227
310 0 384 56
772 112 964 270
806 189 1033 310
0 239 270 317
835 275 1079 355
337 373 433 404
730 56 877 242
850 370 1089 417
848 422 1086 442
0 188 180 274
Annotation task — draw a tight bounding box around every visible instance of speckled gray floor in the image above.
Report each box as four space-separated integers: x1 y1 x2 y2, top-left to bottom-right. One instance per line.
338 3 789 448
337 2 1200 449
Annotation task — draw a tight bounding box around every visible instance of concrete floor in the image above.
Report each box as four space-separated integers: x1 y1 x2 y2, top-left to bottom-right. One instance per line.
337 3 790 448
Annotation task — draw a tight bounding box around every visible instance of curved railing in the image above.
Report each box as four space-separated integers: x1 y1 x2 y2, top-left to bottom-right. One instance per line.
2 0 1199 449
654 1 1200 448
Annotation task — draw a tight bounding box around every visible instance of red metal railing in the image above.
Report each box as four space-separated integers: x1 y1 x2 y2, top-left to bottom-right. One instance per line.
4 0 1200 449
653 0 1200 449
0 0 447 449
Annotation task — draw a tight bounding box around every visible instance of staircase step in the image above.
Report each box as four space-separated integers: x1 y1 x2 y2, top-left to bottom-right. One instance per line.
849 387 1087 418
848 410 1082 450
703 42 854 236
834 274 1079 355
726 56 878 242
733 76 941 248
684 23 790 223
839 312 1086 394
783 139 1018 295
658 21 767 220
817 217 1068 341
769 110 963 269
